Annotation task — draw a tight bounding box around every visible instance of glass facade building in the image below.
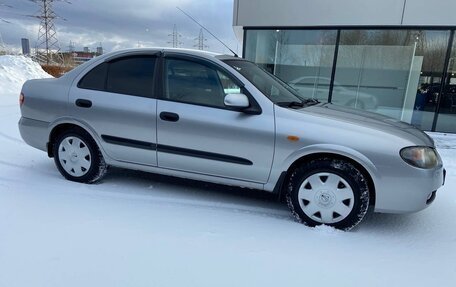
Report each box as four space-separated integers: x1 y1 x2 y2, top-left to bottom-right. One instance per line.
243 28 456 133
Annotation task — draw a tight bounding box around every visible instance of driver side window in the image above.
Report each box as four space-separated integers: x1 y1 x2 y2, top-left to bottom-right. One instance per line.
164 58 241 108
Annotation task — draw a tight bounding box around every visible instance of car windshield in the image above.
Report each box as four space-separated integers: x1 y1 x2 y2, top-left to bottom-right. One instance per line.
222 59 312 106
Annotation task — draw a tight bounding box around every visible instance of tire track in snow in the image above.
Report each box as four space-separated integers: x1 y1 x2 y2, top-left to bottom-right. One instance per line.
78 187 291 221
0 160 57 178
0 159 31 169
0 131 24 144
0 157 288 221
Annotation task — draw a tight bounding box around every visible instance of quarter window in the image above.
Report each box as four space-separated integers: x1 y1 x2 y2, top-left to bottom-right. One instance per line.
165 58 241 108
217 71 241 95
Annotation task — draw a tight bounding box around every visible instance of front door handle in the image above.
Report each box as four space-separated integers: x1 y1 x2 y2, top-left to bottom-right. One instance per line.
160 112 179 122
75 99 92 108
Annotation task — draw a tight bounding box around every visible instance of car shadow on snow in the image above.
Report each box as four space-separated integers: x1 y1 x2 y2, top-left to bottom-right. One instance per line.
98 167 292 221
96 167 425 233
102 167 280 202
29 158 427 234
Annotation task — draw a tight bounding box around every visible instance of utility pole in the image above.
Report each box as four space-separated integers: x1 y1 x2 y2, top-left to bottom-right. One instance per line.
68 40 75 52
194 28 208 51
168 24 182 48
0 32 6 55
27 0 70 65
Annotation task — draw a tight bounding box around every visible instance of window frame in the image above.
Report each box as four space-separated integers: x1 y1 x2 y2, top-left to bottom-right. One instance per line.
77 62 109 92
77 54 159 99
159 53 262 114
243 26 456 131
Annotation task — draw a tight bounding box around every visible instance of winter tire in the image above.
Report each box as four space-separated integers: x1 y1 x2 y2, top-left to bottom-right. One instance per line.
286 157 370 231
53 128 107 183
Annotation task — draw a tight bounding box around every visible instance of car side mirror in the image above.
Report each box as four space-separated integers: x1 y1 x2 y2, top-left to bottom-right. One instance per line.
224 93 250 110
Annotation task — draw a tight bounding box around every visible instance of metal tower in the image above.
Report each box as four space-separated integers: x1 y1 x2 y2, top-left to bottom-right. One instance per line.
68 40 75 52
0 32 6 54
194 28 208 51
29 0 70 65
168 24 182 48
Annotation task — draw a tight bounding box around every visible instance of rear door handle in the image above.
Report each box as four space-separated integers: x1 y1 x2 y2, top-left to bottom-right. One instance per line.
160 112 179 122
75 99 92 108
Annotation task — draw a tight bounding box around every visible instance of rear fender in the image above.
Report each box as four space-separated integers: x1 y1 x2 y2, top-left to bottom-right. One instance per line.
48 117 112 163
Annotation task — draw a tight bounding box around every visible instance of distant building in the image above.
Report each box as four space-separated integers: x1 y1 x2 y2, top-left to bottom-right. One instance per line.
72 51 95 65
62 48 104 66
21 38 30 55
96 46 103 55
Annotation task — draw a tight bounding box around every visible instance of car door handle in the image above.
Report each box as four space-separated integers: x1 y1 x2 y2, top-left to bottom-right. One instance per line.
160 112 179 122
75 99 92 108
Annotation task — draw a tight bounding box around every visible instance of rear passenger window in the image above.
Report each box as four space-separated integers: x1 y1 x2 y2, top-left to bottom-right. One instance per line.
106 56 156 98
78 63 108 91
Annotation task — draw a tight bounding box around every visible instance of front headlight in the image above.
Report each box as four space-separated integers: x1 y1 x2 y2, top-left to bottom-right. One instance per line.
400 146 440 169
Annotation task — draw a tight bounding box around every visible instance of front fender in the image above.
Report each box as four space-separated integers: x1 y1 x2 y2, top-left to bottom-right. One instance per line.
265 144 380 192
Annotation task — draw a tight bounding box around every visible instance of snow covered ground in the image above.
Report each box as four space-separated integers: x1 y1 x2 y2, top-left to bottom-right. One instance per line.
0 56 455 287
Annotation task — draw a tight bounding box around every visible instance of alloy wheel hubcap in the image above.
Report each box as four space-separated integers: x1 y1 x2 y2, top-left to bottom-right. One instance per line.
58 136 91 177
298 172 355 224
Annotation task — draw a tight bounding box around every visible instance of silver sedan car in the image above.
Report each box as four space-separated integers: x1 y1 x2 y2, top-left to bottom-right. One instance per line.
18 48 445 230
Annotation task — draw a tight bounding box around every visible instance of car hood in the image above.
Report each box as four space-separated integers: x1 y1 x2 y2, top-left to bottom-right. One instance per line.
298 103 434 146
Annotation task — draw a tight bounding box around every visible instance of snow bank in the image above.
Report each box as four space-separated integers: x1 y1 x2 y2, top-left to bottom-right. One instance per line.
0 55 52 98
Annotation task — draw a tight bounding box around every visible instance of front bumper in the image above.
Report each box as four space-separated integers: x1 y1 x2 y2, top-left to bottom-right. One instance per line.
374 164 445 214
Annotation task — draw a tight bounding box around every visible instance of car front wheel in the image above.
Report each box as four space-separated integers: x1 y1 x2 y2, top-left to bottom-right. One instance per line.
53 128 107 183
286 158 370 230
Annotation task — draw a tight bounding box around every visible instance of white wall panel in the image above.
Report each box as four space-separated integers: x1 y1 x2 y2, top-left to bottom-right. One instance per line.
402 0 456 26
234 0 405 27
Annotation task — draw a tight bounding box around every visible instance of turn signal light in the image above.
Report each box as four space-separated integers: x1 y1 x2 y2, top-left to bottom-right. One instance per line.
287 135 300 142
19 92 24 106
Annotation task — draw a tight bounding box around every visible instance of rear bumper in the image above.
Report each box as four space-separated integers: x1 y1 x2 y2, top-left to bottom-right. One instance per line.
18 117 49 152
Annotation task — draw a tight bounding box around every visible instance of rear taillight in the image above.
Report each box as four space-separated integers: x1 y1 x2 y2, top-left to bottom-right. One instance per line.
19 92 24 106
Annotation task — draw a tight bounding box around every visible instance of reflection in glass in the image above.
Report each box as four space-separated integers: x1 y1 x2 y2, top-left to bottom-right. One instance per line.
244 30 337 102
333 30 450 131
435 36 456 133
244 28 454 133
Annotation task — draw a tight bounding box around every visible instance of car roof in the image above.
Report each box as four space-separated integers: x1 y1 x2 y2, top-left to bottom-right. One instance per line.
101 48 246 62
60 48 244 82
101 47 222 59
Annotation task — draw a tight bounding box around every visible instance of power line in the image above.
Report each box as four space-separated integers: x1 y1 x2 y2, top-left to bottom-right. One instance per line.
0 3 13 24
0 3 13 9
176 6 238 57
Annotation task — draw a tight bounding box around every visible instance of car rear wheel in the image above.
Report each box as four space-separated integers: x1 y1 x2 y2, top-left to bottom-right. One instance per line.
286 158 370 230
53 128 107 183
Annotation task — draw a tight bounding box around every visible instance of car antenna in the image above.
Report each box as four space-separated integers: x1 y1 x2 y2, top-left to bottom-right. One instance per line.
176 6 239 57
